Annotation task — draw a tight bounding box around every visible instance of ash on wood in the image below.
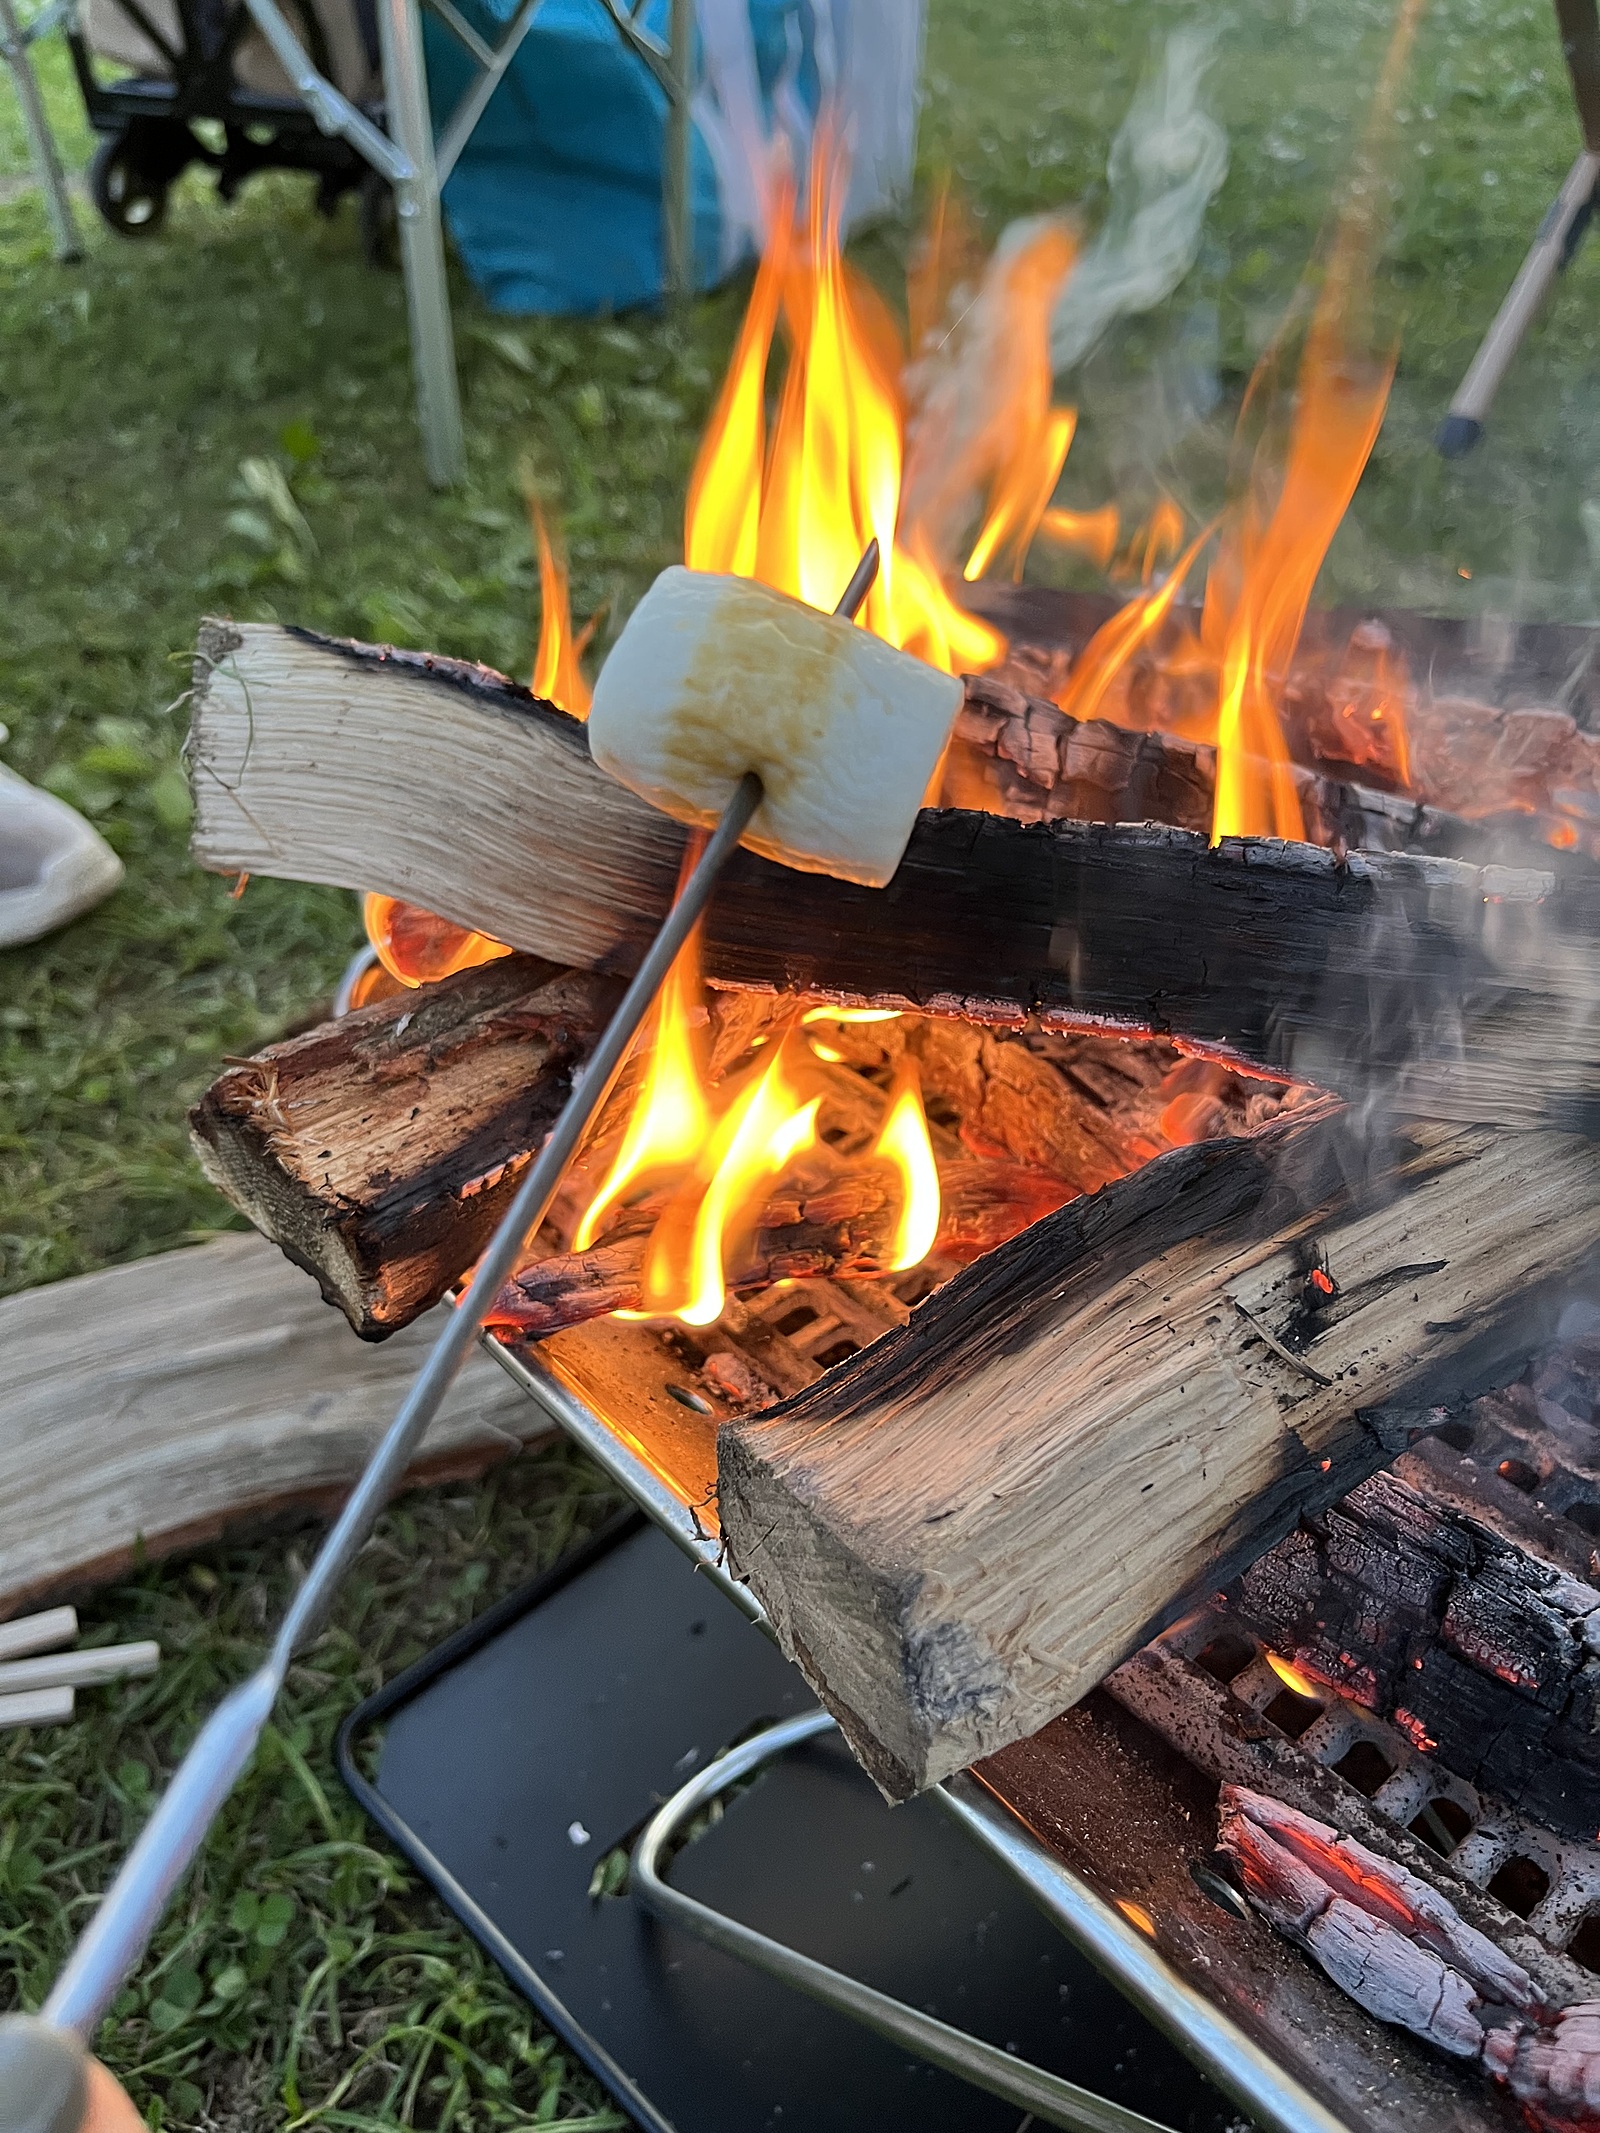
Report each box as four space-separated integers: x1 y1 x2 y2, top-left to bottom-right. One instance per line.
190 953 619 1338
188 621 1600 1132
716 1118 1600 1799
972 1689 1526 2133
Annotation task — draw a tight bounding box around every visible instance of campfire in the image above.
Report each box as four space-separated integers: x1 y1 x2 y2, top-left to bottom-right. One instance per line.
178 57 1600 2133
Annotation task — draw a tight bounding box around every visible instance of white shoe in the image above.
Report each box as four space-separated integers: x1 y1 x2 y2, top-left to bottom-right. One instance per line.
0 763 124 948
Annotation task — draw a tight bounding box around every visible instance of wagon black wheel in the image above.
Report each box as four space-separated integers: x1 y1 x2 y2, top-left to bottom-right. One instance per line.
359 166 398 269
90 131 169 236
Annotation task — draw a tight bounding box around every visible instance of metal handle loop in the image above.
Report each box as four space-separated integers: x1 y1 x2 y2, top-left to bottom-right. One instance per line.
629 1709 1177 2133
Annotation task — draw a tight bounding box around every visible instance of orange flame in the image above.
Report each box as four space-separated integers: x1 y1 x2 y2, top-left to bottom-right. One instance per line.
529 493 594 718
1266 1651 1324 1701
964 408 1077 584
875 1063 941 1270
571 932 711 1252
635 1035 821 1326
1205 0 1422 840
682 140 1002 674
1120 497 1188 586
1038 504 1121 571
1055 519 1215 727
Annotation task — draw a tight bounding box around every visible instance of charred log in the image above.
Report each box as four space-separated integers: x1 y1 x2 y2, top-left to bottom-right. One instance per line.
950 673 1558 864
716 1117 1600 1799
189 954 620 1338
485 1159 1077 1338
188 622 1600 1133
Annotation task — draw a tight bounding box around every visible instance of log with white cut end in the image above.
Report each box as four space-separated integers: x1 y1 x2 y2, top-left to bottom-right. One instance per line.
587 568 965 886
186 622 1600 1131
715 1115 1600 1799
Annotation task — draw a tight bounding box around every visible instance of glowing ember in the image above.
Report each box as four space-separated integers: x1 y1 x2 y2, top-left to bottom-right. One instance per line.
800 1006 903 1024
1265 1650 1323 1701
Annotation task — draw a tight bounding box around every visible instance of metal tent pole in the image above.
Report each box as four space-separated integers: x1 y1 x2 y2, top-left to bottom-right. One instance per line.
0 0 81 262
376 0 466 487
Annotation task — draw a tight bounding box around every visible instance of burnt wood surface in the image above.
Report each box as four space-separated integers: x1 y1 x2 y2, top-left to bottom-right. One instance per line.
189 955 619 1337
1224 1432 1600 1846
716 1118 1600 1799
189 621 1600 1133
951 672 1574 864
974 1693 1522 2133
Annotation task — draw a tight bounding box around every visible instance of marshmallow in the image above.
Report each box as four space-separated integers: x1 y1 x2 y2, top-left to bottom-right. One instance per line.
587 567 964 888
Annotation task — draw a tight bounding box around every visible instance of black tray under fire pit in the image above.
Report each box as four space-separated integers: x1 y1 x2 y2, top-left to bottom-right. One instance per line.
337 1511 1236 2133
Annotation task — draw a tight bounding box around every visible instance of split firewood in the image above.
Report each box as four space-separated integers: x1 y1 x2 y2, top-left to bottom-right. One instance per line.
1220 1786 1600 2127
188 621 1600 1132
484 1158 1075 1339
716 1114 1600 1799
0 1230 545 1618
191 944 1225 1338
190 954 622 1337
950 672 1564 863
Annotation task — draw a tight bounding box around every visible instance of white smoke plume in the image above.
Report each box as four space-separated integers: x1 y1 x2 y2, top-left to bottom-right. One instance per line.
1050 22 1229 377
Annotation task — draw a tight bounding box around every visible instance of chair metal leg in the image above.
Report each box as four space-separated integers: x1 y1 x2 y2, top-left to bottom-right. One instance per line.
1436 147 1600 457
0 0 82 262
377 0 466 488
661 0 692 302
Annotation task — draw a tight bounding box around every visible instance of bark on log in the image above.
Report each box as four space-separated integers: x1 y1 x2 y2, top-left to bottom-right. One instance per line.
187 621 1600 1132
714 1117 1600 1799
950 674 1550 863
189 954 620 1338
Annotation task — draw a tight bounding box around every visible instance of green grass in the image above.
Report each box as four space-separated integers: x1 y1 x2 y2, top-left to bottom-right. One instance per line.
4 0 1600 2122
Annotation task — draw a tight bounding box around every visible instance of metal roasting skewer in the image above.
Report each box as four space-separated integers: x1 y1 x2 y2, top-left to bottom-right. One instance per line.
26 538 880 2057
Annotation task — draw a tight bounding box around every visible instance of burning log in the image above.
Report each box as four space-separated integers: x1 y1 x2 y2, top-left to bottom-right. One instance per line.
190 954 621 1337
188 621 1600 1132
715 1115 1600 1799
190 948 1176 1338
484 1159 1075 1338
1220 1786 1600 2127
950 672 1548 862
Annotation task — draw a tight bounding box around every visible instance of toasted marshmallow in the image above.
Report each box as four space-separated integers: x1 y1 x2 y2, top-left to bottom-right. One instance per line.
587 567 964 888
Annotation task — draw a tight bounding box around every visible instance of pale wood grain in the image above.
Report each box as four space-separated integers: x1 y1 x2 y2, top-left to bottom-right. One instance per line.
717 1118 1600 1798
186 621 1600 1132
0 1232 551 1618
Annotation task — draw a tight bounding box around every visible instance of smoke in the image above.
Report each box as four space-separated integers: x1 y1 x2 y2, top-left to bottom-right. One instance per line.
1049 23 1230 378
